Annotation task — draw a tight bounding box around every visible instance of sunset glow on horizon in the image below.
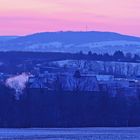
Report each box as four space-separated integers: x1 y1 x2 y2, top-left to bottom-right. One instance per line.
0 0 140 36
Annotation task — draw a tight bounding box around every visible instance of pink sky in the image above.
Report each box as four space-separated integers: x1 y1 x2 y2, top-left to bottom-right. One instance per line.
0 0 140 36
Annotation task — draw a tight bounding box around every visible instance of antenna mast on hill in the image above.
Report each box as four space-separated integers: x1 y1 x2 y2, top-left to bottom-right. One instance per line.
86 25 88 32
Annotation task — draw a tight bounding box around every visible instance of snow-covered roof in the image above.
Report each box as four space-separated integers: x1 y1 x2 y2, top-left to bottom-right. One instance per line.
96 75 114 81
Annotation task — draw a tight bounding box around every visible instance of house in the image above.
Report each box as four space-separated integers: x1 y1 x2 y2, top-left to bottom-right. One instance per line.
57 72 99 91
28 75 48 89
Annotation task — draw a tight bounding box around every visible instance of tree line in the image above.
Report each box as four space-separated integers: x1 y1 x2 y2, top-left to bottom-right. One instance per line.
0 84 140 127
0 51 139 64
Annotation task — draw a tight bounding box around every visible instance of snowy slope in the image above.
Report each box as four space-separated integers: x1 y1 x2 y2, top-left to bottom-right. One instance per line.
0 36 19 42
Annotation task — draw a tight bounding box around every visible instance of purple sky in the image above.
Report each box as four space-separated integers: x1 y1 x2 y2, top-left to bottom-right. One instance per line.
0 0 140 36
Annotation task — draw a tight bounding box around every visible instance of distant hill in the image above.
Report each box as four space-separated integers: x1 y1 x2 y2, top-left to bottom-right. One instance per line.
0 31 140 54
0 36 19 42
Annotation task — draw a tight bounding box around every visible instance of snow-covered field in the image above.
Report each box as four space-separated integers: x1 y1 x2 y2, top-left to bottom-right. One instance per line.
13 40 140 54
0 128 140 140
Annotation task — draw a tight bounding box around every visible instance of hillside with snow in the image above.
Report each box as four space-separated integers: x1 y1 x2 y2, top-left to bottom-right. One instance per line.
0 31 140 54
0 36 19 42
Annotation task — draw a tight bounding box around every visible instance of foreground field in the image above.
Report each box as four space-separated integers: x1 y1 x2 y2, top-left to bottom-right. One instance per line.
0 128 140 140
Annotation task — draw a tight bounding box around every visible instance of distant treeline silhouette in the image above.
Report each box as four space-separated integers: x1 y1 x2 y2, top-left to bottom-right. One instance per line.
0 84 140 128
0 51 139 63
